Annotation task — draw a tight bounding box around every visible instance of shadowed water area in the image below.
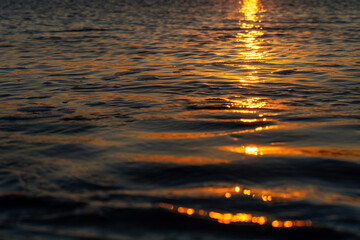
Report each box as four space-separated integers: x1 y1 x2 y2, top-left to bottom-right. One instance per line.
0 0 360 239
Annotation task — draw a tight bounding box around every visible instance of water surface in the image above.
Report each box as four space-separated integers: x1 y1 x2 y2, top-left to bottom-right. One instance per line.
0 0 359 239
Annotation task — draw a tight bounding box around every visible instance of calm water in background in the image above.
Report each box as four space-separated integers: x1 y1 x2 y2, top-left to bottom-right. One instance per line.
0 0 359 239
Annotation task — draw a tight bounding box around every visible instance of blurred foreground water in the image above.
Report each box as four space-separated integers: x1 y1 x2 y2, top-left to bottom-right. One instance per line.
0 0 359 239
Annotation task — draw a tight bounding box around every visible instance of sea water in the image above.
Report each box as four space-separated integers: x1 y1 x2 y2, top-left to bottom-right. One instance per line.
0 0 359 239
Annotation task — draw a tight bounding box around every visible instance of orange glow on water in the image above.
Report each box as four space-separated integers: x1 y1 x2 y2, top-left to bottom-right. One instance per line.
228 97 267 109
209 211 263 225
245 146 264 155
219 145 360 160
243 189 251 195
284 221 294 228
1 0 358 236
272 220 281 228
240 118 258 123
186 208 195 215
160 203 311 228
178 207 186 214
158 182 318 229
152 182 359 206
237 0 266 85
272 220 312 228
262 195 272 202
240 0 264 23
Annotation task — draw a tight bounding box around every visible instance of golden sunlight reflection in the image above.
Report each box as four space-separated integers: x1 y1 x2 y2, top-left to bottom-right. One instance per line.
228 97 267 109
158 183 316 228
219 145 360 160
159 202 311 228
272 220 312 228
152 184 360 205
245 146 264 155
240 0 263 22
237 0 266 84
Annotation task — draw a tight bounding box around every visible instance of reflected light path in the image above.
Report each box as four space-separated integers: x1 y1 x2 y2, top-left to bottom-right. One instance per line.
240 0 263 22
237 0 266 84
159 185 313 228
220 145 360 160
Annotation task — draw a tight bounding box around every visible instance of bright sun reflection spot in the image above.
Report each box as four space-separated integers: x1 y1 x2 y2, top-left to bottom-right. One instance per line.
245 146 264 155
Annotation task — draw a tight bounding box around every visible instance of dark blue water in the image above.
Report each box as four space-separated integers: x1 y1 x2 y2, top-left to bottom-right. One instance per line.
0 0 359 239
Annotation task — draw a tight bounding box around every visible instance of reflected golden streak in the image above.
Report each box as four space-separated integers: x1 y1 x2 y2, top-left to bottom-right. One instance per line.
240 0 262 22
156 183 359 217
208 211 262 225
272 220 312 228
212 212 257 225
155 185 274 203
160 202 312 228
219 146 265 156
219 145 360 160
238 0 266 84
161 203 313 229
240 118 258 123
